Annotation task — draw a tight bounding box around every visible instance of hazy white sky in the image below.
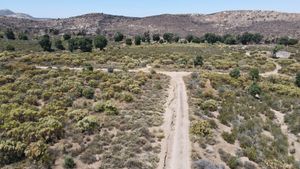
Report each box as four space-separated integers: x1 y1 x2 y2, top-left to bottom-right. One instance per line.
1 0 299 18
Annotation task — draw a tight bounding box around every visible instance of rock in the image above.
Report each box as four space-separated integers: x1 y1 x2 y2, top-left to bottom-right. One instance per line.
290 148 296 154
194 159 225 169
206 145 214 154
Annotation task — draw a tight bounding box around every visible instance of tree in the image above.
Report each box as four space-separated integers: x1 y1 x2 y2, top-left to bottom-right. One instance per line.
229 68 240 78
94 35 107 50
39 35 52 52
173 36 180 43
252 33 263 44
54 39 65 50
249 68 260 81
223 34 237 45
114 32 124 42
204 33 222 44
134 35 142 45
125 38 132 45
18 33 28 40
238 32 253 45
296 72 300 87
77 38 93 52
186 35 194 43
152 34 160 42
68 39 76 52
63 34 71 41
163 33 174 43
191 37 203 44
288 38 298 46
143 31 151 43
194 55 203 67
5 29 15 40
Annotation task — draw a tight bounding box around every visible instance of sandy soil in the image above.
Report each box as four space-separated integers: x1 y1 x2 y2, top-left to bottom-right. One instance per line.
157 72 192 169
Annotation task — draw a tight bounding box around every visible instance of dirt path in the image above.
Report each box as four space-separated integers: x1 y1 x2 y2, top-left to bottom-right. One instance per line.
261 60 282 77
35 65 193 169
271 109 300 160
157 72 192 169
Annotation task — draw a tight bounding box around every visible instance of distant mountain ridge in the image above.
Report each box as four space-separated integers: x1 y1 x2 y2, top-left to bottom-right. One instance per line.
1 9 300 38
0 9 34 19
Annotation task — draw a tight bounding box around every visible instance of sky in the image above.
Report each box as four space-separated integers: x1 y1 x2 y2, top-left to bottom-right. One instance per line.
1 0 300 18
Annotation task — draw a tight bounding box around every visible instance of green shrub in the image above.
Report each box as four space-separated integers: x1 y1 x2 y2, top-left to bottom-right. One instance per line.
227 157 239 169
64 155 76 169
125 38 132 46
248 83 262 97
134 35 142 45
54 39 65 50
24 141 49 161
201 99 218 111
114 32 124 42
249 68 260 81
76 116 98 133
191 120 211 137
82 87 94 99
194 55 203 67
0 140 26 165
229 68 240 78
39 34 52 52
221 131 237 144
296 72 300 87
104 101 119 115
243 147 257 162
5 45 15 51
93 102 104 112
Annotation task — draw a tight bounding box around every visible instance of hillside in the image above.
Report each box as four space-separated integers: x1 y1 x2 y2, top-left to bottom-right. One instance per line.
1 10 300 38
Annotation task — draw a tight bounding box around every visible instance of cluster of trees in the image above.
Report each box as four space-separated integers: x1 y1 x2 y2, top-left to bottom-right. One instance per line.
39 34 108 52
1 29 29 40
185 32 265 45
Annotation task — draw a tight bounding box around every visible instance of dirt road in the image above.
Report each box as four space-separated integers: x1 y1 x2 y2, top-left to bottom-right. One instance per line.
157 72 192 169
35 65 193 169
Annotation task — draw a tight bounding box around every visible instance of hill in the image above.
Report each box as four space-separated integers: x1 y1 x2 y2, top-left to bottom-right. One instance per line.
1 10 300 38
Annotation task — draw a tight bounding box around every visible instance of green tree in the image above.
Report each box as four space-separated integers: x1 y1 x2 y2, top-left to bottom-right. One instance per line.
223 34 237 45
114 32 124 42
194 55 203 67
54 39 65 50
18 33 28 40
249 68 260 81
143 31 151 43
173 35 180 43
185 34 194 43
204 33 222 44
163 33 174 43
39 35 52 52
77 37 93 52
252 33 264 44
68 39 76 52
152 33 160 42
5 29 15 40
63 34 71 41
296 72 300 87
125 38 132 45
191 37 202 44
229 68 240 78
134 35 142 45
94 35 107 50
238 32 253 45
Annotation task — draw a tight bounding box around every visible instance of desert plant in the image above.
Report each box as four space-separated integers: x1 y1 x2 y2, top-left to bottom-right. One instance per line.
191 120 212 137
152 34 160 42
249 83 262 97
249 68 260 81
229 68 240 78
194 55 204 67
76 116 98 133
5 45 15 51
54 39 65 50
201 99 218 111
63 156 76 169
82 87 94 99
4 28 15 40
134 35 142 45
